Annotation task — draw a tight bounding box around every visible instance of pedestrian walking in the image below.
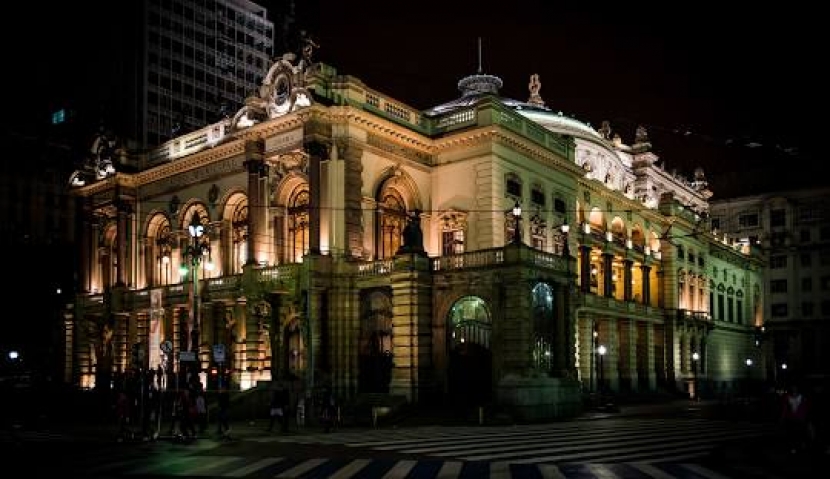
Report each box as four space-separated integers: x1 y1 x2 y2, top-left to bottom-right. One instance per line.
216 387 231 438
195 389 208 435
267 383 289 433
320 388 337 433
780 384 813 453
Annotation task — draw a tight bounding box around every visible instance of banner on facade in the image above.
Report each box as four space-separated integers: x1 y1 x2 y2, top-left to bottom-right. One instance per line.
149 288 164 370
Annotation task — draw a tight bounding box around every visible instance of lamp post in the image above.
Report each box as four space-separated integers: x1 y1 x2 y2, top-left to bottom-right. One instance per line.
512 201 522 245
598 344 607 395
692 351 700 401
745 357 753 397
183 213 211 377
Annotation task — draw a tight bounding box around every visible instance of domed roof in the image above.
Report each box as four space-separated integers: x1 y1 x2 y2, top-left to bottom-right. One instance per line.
424 71 601 141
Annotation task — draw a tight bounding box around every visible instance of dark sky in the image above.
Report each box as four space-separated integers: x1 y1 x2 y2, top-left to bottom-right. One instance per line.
291 1 824 198
11 1 824 199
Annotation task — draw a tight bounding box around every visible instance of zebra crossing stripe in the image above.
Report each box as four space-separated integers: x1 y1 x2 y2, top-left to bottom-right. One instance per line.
537 463 567 479
585 464 622 479
174 456 239 475
629 463 679 479
380 459 417 479
221 457 283 477
435 460 463 478
680 463 734 479
274 457 327 478
489 461 510 479
328 459 372 479
130 456 203 475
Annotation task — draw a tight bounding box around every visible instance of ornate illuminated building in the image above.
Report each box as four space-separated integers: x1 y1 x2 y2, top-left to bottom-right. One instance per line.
65 45 765 420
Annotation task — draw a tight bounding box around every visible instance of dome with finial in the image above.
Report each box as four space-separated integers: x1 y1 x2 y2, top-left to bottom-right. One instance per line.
423 40 602 141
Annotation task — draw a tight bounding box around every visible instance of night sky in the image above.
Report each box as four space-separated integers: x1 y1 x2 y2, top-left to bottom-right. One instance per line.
9 1 825 198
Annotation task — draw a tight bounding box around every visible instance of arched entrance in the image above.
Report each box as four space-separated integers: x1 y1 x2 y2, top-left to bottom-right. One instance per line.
358 289 394 393
447 296 492 407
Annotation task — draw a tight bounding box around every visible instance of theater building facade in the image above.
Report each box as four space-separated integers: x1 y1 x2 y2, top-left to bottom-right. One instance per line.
65 51 765 420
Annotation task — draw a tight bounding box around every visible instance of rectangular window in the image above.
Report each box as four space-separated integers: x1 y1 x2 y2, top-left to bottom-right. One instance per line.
738 213 759 228
770 256 787 269
441 230 465 256
802 277 812 291
771 303 788 317
554 198 566 214
531 189 545 207
770 279 787 293
737 300 743 324
770 209 786 228
802 302 814 317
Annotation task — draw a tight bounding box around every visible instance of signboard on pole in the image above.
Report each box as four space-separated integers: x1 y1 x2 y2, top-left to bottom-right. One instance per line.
179 351 197 362
213 343 226 363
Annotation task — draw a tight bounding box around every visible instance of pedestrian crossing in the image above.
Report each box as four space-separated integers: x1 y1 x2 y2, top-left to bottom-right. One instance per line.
90 454 743 478
69 417 785 478
252 416 778 464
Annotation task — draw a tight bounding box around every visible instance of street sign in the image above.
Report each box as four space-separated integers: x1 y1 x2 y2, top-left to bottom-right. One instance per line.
179 351 197 362
213 343 226 363
160 340 173 354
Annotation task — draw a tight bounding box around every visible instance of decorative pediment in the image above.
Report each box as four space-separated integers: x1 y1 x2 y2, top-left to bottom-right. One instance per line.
438 209 468 231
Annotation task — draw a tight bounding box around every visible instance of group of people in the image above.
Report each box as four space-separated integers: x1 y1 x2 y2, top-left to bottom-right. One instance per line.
266 383 339 434
114 373 231 443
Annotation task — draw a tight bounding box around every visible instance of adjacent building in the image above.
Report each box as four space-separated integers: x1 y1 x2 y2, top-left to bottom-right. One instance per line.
64 45 764 420
111 0 276 150
710 187 830 387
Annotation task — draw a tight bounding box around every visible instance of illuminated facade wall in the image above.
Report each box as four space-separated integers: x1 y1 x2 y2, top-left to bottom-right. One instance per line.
65 52 764 419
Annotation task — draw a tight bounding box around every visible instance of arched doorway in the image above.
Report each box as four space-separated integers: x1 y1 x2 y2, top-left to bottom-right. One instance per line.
447 296 492 407
358 289 394 393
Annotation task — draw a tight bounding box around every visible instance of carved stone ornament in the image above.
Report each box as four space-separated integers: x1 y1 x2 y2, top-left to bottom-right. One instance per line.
278 151 308 175
208 184 220 206
169 195 180 214
438 209 468 231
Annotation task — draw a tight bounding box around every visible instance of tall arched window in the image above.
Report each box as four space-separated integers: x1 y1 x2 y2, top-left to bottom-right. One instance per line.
154 222 174 286
532 283 554 374
231 203 248 272
377 189 406 259
288 190 309 263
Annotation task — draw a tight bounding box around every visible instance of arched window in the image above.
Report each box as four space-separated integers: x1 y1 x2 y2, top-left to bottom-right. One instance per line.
288 190 309 263
449 296 491 349
377 189 406 259
532 283 554 374
154 222 174 286
231 203 248 272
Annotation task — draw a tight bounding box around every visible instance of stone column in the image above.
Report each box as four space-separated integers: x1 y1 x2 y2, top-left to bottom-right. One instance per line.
644 322 657 390
579 245 591 292
602 253 614 298
244 139 265 265
116 204 129 287
641 264 652 305
389 253 433 402
623 259 633 301
306 141 327 255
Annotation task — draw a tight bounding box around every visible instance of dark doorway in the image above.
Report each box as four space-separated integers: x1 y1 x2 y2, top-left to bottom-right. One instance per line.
448 342 492 407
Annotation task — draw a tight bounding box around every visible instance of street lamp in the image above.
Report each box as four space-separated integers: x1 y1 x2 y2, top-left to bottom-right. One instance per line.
512 201 522 245
692 351 700 401
598 344 607 395
745 357 753 398
182 213 212 373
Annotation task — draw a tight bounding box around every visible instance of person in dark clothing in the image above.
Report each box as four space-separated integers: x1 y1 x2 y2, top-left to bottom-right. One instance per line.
216 388 231 438
267 384 290 433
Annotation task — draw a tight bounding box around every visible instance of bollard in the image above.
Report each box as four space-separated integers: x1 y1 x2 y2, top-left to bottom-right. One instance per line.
479 406 484 425
372 407 378 428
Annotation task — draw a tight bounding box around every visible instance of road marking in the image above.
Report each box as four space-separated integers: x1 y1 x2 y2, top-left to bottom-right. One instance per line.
435 461 462 478
629 463 676 479
380 459 416 479
328 458 371 479
222 457 283 477
275 458 327 478
681 463 733 479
